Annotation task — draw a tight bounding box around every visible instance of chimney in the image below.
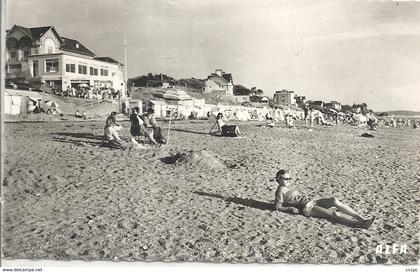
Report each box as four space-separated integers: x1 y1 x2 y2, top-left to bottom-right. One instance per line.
215 69 222 77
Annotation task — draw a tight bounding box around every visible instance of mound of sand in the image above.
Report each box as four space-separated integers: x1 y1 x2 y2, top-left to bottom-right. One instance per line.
162 150 226 169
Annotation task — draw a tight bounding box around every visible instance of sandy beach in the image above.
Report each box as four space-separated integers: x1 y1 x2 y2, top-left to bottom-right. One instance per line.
2 118 419 264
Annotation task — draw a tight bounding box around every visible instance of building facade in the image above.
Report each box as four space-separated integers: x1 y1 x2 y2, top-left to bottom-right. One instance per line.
204 69 233 95
5 25 124 92
272 89 296 106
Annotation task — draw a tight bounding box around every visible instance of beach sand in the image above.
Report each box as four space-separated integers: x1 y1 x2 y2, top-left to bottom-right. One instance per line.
2 119 419 264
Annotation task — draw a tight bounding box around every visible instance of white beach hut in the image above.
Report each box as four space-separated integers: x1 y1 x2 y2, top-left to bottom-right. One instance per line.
4 90 22 115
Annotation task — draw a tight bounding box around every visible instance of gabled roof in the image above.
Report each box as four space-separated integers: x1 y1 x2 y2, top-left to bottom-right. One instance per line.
15 25 32 37
94 57 124 66
207 74 228 87
222 73 232 82
9 25 64 44
8 24 125 61
61 37 95 57
29 26 53 39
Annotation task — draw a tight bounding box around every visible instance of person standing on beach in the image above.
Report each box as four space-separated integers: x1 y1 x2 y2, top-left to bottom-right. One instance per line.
304 106 310 127
309 108 315 127
274 169 375 229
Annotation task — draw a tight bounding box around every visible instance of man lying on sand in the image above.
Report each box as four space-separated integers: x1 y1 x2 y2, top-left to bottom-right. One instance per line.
274 169 375 229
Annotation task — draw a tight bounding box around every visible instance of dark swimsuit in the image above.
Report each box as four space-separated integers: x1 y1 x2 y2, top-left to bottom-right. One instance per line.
282 189 311 214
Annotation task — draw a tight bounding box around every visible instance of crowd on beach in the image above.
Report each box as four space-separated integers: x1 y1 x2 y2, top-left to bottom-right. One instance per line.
100 103 419 150
55 86 121 100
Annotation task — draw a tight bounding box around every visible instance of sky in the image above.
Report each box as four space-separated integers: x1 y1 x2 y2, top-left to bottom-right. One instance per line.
5 0 420 111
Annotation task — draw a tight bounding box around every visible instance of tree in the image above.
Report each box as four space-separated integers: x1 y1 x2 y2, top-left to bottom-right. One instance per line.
256 89 263 96
341 104 353 113
233 85 252 95
250 87 257 96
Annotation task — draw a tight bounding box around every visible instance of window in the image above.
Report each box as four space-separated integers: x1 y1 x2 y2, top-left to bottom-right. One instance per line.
90 67 98 76
100 69 108 76
112 72 116 77
33 60 38 77
34 48 39 55
10 51 17 62
78 64 87 74
66 63 76 73
23 50 30 60
45 59 59 73
9 64 22 69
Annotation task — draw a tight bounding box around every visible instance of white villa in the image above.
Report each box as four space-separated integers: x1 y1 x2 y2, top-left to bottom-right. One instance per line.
5 25 124 92
204 69 233 95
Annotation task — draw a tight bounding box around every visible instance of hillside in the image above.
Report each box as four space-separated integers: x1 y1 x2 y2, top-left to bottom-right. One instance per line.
128 73 205 93
129 87 241 106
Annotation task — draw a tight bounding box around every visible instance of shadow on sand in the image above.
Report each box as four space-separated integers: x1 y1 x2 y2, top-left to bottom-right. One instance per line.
51 132 103 146
171 128 210 136
193 191 363 228
53 132 103 140
193 191 275 211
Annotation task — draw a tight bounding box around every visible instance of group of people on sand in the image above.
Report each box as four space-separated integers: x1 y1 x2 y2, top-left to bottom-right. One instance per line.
102 107 165 149
101 108 377 229
129 107 165 146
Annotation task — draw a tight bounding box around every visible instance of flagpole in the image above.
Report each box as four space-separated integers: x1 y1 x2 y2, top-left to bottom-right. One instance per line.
124 33 128 98
123 33 128 114
167 108 172 144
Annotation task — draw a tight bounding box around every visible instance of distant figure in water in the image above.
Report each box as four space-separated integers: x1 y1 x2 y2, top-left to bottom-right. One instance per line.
274 169 375 229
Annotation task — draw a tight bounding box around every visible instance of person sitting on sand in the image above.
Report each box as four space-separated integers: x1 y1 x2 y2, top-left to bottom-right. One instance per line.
274 169 375 229
141 108 163 145
130 107 143 143
209 113 243 137
75 110 87 119
104 111 122 143
285 114 295 129
130 107 159 146
265 113 275 127
367 117 378 131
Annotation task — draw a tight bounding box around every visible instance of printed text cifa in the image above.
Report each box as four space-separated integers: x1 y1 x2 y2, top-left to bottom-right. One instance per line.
375 243 407 255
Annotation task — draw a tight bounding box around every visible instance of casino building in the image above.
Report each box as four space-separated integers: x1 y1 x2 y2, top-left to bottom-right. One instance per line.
5 25 124 92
